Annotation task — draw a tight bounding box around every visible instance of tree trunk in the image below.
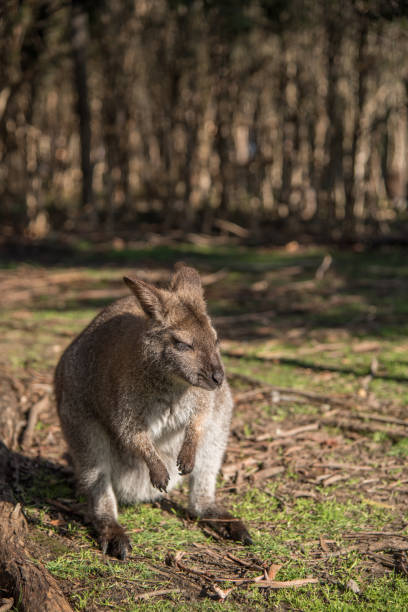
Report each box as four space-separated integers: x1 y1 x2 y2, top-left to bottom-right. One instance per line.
0 378 73 612
321 17 344 232
0 488 73 612
344 20 369 239
71 1 93 211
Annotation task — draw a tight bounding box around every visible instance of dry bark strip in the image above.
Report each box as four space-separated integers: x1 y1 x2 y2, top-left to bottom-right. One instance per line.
0 442 73 612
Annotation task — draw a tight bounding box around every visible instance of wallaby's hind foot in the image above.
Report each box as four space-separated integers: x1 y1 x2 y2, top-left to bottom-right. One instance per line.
200 507 252 545
98 521 132 560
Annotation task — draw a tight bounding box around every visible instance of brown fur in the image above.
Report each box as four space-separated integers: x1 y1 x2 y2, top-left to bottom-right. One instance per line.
177 408 207 475
55 263 251 558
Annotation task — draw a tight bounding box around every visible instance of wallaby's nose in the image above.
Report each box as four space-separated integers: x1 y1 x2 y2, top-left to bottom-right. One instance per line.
212 367 224 387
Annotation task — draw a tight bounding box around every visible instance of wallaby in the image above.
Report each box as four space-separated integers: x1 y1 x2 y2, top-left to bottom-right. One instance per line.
55 264 251 559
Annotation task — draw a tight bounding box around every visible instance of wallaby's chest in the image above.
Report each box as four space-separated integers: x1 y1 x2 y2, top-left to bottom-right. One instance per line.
144 394 194 441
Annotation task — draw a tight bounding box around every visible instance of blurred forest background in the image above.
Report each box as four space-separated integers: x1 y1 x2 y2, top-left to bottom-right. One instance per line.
1 0 408 244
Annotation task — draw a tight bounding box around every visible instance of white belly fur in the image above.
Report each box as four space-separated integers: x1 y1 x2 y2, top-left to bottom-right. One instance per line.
111 401 190 504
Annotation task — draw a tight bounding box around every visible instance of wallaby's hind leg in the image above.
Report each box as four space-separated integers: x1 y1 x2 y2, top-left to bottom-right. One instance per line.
60 409 132 560
83 470 131 560
188 412 252 545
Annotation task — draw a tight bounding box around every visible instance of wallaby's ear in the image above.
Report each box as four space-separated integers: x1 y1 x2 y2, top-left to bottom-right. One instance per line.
170 263 204 305
123 277 165 321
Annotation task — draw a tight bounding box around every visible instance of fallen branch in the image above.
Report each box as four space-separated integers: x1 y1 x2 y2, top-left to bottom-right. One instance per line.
316 540 408 560
352 412 408 428
224 552 263 570
256 423 319 441
231 372 351 407
254 577 319 589
134 588 180 600
343 531 408 539
321 417 407 442
312 462 372 471
369 541 408 553
22 395 49 450
227 353 408 385
232 374 408 432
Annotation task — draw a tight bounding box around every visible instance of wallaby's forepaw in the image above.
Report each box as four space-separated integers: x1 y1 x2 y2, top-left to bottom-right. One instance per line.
149 461 170 492
177 444 195 475
99 522 132 560
200 508 253 546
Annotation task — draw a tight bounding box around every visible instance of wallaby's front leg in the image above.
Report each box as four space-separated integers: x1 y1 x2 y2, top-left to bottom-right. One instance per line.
132 431 170 492
177 410 207 475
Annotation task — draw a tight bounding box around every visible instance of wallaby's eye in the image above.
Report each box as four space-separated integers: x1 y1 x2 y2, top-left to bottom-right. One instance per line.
173 338 193 351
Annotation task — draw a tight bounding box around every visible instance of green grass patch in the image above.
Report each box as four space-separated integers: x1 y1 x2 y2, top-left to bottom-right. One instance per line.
4 245 408 609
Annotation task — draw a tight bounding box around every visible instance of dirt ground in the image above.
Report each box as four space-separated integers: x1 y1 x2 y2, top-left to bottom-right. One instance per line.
1 239 408 611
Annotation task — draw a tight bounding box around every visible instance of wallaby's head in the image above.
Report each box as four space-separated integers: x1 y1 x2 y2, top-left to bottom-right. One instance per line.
123 264 224 390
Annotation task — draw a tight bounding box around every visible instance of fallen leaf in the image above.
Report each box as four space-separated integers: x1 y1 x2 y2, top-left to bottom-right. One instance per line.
347 578 360 594
319 535 329 553
267 564 282 580
174 550 185 563
211 584 233 600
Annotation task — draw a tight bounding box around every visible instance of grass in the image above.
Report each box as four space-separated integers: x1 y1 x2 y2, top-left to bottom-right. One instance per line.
27 488 398 610
4 241 408 610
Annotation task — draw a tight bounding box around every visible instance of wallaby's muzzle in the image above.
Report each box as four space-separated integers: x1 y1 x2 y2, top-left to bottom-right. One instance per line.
211 366 224 387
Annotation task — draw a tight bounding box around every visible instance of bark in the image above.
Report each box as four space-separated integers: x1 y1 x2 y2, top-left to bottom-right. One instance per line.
0 442 73 612
0 379 73 612
0 493 72 611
